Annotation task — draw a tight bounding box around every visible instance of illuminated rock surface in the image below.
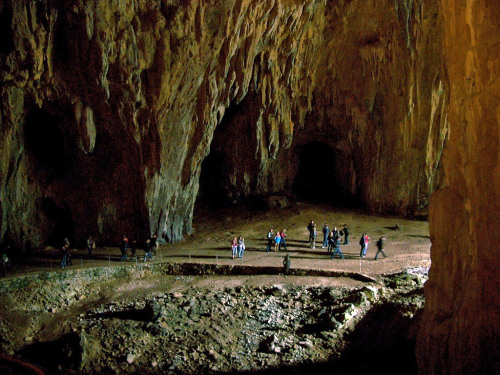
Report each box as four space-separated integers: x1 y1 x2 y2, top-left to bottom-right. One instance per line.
417 1 500 374
0 0 446 249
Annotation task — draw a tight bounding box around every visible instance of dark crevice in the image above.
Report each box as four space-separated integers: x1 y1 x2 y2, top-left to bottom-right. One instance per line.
197 149 228 211
0 4 15 55
40 197 74 247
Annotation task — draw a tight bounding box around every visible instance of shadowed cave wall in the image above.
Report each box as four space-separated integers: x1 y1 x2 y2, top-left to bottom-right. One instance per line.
0 0 498 373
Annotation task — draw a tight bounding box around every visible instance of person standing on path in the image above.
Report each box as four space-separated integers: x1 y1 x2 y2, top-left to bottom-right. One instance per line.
279 229 288 251
150 234 158 256
322 223 330 248
327 231 335 254
307 220 315 243
364 233 370 254
231 236 238 259
60 243 70 268
274 232 281 252
309 225 317 249
343 224 349 245
87 236 95 259
238 236 246 258
143 238 153 262
374 237 387 260
120 236 129 261
1 254 9 277
331 236 344 259
266 229 274 252
129 240 138 260
359 233 367 257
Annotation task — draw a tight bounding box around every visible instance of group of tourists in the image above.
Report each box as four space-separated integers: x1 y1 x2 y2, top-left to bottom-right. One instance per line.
119 234 158 262
266 229 288 253
59 233 161 269
229 219 387 261
307 221 349 259
358 233 386 259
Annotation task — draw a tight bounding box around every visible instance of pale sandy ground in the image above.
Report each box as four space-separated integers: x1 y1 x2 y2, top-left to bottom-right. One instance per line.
5 203 431 280
167 202 431 277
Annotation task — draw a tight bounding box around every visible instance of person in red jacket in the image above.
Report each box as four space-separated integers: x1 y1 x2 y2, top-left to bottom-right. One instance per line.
279 229 288 251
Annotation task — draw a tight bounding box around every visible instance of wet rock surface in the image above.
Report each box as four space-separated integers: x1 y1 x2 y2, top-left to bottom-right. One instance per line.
0 269 427 374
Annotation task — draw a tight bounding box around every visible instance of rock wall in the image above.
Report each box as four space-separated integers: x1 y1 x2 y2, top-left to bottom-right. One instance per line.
0 0 447 250
417 1 500 374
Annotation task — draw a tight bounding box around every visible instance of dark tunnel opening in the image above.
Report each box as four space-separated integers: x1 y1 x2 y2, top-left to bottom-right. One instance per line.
40 197 75 247
24 108 75 177
292 141 358 207
196 149 229 212
0 4 15 55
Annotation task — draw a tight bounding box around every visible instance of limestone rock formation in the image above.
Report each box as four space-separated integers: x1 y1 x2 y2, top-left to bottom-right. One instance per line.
0 0 447 250
417 1 500 374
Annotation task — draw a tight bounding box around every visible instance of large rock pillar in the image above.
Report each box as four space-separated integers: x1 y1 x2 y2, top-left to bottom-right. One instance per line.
417 1 500 373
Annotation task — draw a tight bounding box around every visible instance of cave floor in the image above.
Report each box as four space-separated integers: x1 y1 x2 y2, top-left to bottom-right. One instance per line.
8 203 431 279
0 203 430 373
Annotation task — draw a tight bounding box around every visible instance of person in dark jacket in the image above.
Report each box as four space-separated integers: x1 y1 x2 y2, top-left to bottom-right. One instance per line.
1 253 9 277
143 238 153 262
266 228 274 252
322 224 330 248
327 231 335 254
343 224 349 245
120 236 129 261
331 236 344 259
374 237 387 260
359 233 367 257
150 234 158 255
307 220 315 245
60 244 70 268
332 236 344 259
87 236 95 259
309 225 317 249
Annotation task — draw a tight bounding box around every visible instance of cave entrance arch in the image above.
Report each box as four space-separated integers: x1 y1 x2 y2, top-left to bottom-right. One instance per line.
195 93 260 214
292 141 347 205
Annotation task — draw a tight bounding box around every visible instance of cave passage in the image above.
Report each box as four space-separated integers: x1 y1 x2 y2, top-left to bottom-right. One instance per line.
0 4 14 55
196 149 229 211
292 141 346 204
41 197 75 247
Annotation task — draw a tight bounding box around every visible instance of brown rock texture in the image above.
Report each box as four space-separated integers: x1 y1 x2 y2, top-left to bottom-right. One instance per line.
417 1 500 374
0 0 447 250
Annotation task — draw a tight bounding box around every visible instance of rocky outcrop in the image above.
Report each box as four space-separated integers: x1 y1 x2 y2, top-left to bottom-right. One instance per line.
0 266 426 373
417 1 500 374
0 0 447 250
